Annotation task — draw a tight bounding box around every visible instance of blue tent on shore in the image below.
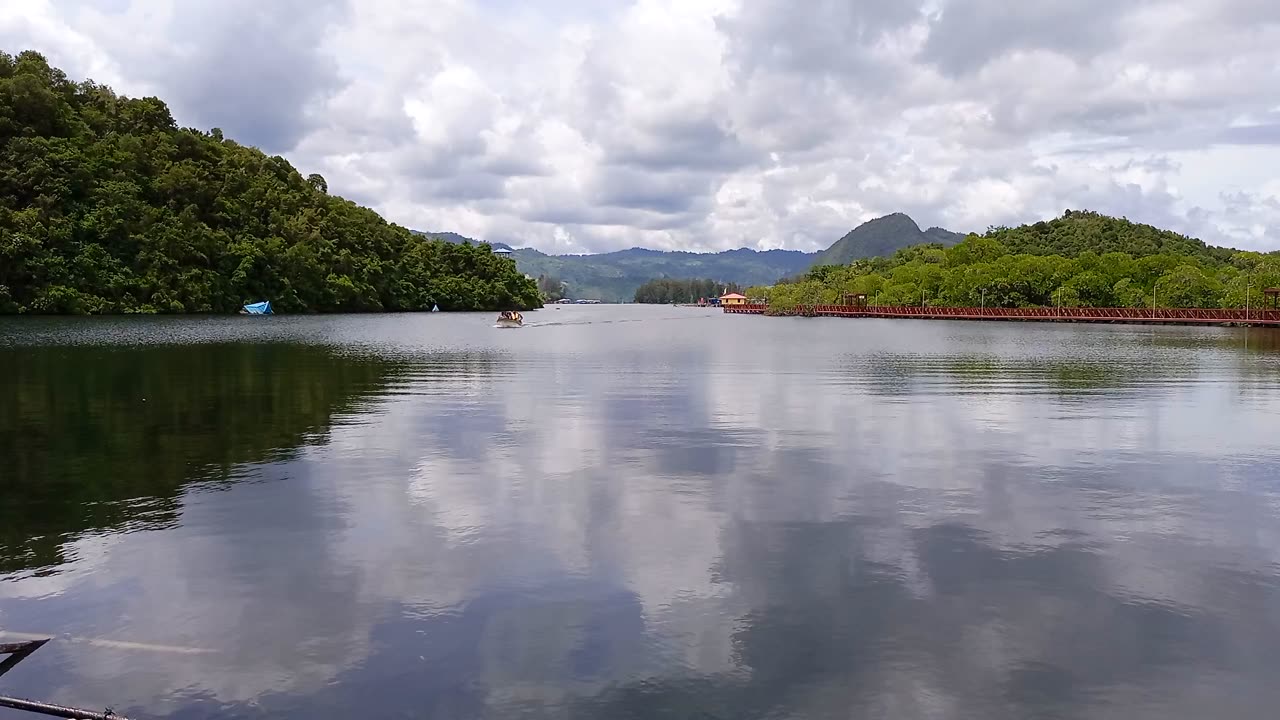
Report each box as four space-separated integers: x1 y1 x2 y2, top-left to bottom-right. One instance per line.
242 301 273 315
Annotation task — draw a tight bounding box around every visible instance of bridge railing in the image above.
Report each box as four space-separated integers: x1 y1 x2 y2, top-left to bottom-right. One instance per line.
727 304 1280 323
852 306 1280 321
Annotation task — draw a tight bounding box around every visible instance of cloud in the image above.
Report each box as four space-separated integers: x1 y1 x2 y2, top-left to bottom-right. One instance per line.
14 0 349 153
919 0 1152 75
4 0 1280 251
157 0 347 152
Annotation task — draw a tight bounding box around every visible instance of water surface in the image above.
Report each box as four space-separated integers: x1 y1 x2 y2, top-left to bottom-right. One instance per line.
3 305 1280 719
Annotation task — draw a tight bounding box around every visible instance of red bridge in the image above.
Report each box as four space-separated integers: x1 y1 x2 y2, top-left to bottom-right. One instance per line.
723 302 1280 327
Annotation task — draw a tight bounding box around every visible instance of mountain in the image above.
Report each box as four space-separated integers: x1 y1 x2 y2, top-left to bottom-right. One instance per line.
410 212 961 302
923 226 966 245
410 231 807 300
0 50 542 314
411 230 513 252
812 213 964 267
509 247 815 302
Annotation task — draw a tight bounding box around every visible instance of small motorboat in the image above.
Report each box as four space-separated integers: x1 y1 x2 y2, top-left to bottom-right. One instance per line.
495 310 523 328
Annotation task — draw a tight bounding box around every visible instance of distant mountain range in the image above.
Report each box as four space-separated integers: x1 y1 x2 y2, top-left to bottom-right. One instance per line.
411 213 965 302
506 247 815 302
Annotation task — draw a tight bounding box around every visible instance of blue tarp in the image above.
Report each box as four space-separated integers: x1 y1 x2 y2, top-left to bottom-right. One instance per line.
243 301 272 315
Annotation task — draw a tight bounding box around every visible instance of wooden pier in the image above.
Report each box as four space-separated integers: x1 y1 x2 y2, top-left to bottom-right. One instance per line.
723 303 1280 327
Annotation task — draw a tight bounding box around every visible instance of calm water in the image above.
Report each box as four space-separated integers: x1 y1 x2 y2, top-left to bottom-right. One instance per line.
4 305 1280 719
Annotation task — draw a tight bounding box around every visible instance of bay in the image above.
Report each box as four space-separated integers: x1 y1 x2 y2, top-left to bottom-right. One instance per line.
3 305 1280 719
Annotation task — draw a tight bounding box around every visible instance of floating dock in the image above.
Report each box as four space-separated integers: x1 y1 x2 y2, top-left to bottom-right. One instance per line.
723 304 1280 327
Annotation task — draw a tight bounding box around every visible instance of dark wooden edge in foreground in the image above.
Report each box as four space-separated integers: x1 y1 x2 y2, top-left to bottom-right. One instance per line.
723 303 1280 327
1 639 131 720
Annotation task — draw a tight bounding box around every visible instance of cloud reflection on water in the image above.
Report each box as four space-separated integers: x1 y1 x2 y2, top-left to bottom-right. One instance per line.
2 311 1280 719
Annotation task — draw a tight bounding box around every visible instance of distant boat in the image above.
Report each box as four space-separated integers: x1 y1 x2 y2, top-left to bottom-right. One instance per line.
241 301 272 315
495 310 523 328
431 304 439 312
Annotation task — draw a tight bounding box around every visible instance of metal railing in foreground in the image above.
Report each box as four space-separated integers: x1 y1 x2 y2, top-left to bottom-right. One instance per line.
1 639 131 720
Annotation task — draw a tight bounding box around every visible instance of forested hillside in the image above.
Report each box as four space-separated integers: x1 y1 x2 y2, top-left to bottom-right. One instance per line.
750 211 1279 310
0 50 541 314
986 210 1235 261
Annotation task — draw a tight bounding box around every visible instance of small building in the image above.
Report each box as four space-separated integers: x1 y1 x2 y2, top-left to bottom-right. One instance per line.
493 247 513 257
719 292 748 306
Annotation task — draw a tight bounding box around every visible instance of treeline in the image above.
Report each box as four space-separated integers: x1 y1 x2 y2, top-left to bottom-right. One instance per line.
748 211 1280 310
0 50 542 314
634 278 742 304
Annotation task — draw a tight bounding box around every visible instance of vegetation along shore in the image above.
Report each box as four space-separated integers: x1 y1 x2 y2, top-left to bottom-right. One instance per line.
0 51 542 315
747 211 1280 312
5 51 1279 317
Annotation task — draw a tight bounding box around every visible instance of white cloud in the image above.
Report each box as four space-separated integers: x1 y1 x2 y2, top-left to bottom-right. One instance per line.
4 0 1280 251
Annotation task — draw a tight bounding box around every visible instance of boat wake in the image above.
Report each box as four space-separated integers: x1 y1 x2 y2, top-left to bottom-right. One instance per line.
522 316 707 328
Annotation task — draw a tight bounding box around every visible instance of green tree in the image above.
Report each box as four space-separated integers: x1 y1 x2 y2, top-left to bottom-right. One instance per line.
634 278 741 304
746 209 1258 311
0 51 541 314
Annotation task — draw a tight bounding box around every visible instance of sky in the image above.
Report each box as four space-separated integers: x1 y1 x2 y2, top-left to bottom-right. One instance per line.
4 0 1280 254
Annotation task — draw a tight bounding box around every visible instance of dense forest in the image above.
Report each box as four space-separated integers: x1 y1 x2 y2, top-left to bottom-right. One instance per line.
0 50 542 314
633 278 743 303
748 211 1280 310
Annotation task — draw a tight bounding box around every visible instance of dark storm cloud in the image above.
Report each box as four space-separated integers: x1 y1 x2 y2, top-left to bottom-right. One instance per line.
158 0 348 153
